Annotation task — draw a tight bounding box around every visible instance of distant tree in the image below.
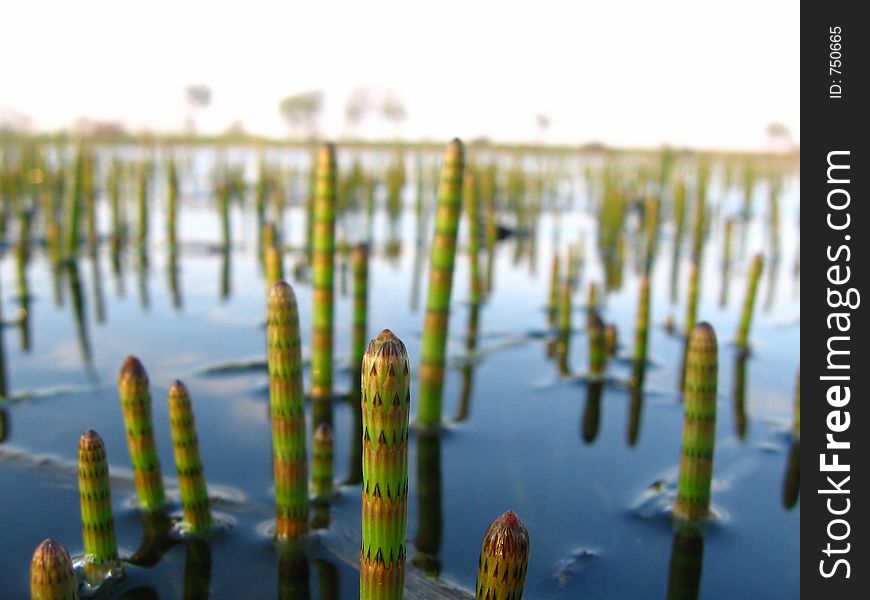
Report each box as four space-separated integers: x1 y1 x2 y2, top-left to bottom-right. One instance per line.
185 84 212 133
381 94 407 124
0 108 33 134
345 87 373 133
278 90 324 139
766 122 795 151
225 119 247 139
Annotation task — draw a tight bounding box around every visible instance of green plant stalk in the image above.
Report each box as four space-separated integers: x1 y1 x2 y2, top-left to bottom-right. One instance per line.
118 356 165 511
483 165 498 297
168 381 212 534
732 352 748 439
83 151 97 247
582 381 603 444
63 155 81 258
769 180 781 255
605 324 618 357
465 170 483 305
559 281 572 335
666 520 704 600
313 559 339 600
690 188 705 264
644 196 660 275
137 163 148 246
166 246 181 310
278 544 311 600
793 368 800 438
107 158 122 240
741 162 756 221
555 280 572 375
78 430 120 581
183 539 212 600
675 322 718 521
673 181 686 245
351 243 370 368
631 276 651 388
475 511 530 600
265 244 284 290
312 143 336 403
311 423 334 501
627 386 644 447
722 218 734 267
719 219 734 307
255 155 269 226
342 243 369 487
684 262 699 337
30 539 79 600
586 282 598 316
414 436 444 576
548 254 560 324
417 139 464 428
361 330 410 600
217 181 230 248
455 301 482 422
167 157 178 248
782 441 800 510
588 312 606 379
267 281 308 540
736 254 764 350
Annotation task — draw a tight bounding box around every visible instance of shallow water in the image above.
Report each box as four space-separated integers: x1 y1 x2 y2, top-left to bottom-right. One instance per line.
0 145 799 598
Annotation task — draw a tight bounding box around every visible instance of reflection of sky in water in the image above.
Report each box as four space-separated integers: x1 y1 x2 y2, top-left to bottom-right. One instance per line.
0 148 798 598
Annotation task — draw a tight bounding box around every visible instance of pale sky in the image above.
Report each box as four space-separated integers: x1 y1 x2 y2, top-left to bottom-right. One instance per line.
0 0 799 150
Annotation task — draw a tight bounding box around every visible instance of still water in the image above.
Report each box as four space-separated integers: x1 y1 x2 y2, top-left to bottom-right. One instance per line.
0 144 799 598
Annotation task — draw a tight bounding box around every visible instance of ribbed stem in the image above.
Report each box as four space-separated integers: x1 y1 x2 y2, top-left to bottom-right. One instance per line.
168 381 211 534
137 164 148 246
782 441 800 510
361 330 410 600
267 281 308 541
631 276 651 388
582 381 603 444
417 139 464 429
352 244 370 368
475 511 530 600
278 544 311 600
547 254 560 325
736 254 764 350
30 539 78 600
644 196 660 275
719 219 734 307
63 151 82 258
265 244 284 290
311 423 334 501
83 151 96 247
666 521 704 600
733 352 748 440
78 430 120 580
586 282 598 317
793 368 800 438
312 143 337 403
118 356 165 511
675 323 718 521
627 386 644 447
587 312 606 379
167 157 178 248
683 262 699 337
182 539 212 600
108 159 124 247
466 170 482 305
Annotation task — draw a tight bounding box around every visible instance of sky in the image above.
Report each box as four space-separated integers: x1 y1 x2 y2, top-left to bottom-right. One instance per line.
0 0 800 150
